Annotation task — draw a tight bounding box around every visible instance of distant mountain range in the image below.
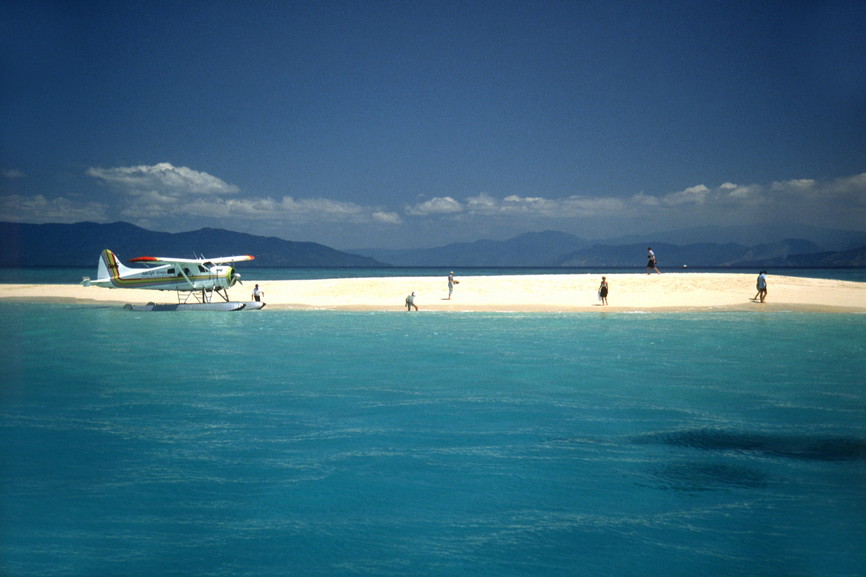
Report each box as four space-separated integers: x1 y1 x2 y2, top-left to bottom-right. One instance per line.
2 221 865 269
0 222 383 267
358 231 591 267
596 223 866 252
356 229 866 268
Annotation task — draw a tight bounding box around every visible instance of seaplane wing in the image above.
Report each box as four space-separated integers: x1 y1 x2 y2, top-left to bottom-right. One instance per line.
129 255 255 266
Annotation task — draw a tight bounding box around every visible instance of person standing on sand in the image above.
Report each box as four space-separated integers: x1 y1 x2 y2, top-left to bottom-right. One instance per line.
405 291 418 311
252 284 264 303
756 271 768 303
646 247 660 275
447 271 459 299
598 276 609 305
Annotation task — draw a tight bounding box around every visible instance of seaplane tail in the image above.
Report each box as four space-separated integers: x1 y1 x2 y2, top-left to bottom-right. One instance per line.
82 249 131 288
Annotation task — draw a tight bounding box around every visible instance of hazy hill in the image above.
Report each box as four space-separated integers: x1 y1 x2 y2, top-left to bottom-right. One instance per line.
605 224 866 251
0 222 384 268
556 240 826 267
737 246 866 268
2 222 864 269
356 231 590 266
357 231 866 268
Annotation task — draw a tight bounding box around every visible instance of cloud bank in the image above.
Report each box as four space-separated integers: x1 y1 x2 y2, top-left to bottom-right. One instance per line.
0 194 109 223
1 162 864 246
87 163 240 196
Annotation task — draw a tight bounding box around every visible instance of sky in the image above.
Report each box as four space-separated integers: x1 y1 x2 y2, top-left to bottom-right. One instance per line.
2 0 865 250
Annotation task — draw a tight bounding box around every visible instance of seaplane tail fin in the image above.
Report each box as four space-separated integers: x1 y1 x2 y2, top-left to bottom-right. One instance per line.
98 250 135 283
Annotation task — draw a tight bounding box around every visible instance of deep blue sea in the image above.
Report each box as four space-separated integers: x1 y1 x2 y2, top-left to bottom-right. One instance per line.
2 268 866 576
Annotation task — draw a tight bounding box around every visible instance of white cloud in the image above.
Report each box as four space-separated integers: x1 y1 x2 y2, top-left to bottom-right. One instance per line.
465 192 499 212
8 165 865 242
661 184 711 206
0 194 108 223
501 195 553 214
722 183 762 200
117 193 401 227
83 162 404 227
827 172 866 204
458 193 625 218
278 196 366 218
453 193 624 219
633 182 767 207
373 211 402 224
406 196 463 215
773 173 866 203
771 178 816 194
631 192 660 206
767 174 866 204
559 195 625 215
3 169 26 179
404 174 864 231
87 162 240 196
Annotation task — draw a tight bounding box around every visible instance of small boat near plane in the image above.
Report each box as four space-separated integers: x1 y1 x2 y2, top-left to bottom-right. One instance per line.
82 249 264 311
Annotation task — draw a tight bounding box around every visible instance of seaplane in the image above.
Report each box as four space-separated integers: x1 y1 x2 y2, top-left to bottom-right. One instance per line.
82 249 264 311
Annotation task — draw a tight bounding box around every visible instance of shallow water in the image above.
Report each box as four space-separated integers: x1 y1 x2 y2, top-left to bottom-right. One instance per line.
1 305 865 576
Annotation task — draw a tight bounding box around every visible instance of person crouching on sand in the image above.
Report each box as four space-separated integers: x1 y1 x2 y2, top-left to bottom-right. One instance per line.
405 292 418 311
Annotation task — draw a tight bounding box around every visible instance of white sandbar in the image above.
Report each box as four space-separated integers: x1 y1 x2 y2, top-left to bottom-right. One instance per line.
1 273 864 313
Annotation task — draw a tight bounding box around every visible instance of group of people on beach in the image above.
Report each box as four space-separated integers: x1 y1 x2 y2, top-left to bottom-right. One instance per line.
405 271 458 311
595 247 658 306
401 249 768 310
250 248 768 311
405 266 616 310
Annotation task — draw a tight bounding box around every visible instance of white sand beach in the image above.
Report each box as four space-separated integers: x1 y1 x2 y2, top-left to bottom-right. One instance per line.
1 273 865 313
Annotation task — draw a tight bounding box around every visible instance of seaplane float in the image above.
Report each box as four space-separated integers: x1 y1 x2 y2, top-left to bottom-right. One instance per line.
82 249 264 311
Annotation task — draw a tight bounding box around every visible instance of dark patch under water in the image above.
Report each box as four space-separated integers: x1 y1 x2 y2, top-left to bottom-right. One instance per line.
650 461 770 491
635 429 866 461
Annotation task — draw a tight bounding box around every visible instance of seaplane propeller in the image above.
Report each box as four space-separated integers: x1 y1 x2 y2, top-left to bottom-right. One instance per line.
231 268 243 286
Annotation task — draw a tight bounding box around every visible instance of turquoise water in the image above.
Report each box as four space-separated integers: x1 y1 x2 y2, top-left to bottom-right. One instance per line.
2 304 865 576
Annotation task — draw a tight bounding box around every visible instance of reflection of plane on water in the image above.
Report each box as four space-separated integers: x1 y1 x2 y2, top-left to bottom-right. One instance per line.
82 249 263 310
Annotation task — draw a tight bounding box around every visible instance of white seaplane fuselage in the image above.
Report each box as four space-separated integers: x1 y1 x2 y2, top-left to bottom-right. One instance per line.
82 249 261 309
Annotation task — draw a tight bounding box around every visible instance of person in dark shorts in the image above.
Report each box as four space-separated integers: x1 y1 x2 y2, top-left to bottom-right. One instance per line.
646 247 660 275
756 271 767 303
405 291 418 311
252 284 264 302
598 276 609 305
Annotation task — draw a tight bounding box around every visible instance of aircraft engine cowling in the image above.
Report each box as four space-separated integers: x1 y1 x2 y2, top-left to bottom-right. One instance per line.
229 267 242 287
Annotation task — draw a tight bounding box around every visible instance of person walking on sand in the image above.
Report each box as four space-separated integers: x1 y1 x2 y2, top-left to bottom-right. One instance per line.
598 276 609 306
252 284 264 303
447 271 459 299
646 247 660 275
756 271 768 303
405 291 418 311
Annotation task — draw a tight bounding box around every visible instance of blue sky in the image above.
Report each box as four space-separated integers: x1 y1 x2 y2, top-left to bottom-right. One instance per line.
2 0 865 249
